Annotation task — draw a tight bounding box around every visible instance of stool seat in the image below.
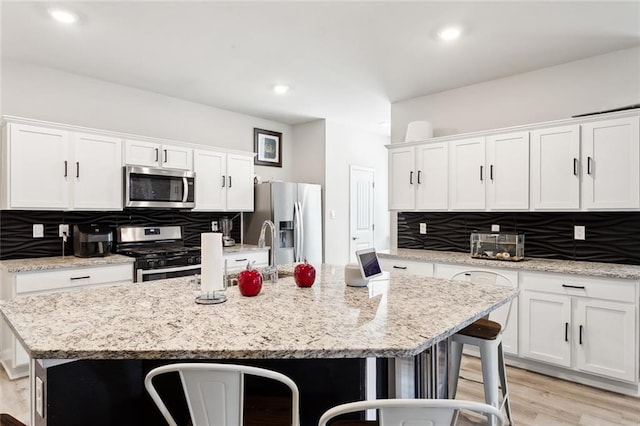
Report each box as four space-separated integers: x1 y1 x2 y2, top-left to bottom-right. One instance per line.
458 318 502 340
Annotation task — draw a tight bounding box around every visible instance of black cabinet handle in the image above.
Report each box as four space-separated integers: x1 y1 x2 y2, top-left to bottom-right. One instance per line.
409 171 414 184
164 149 168 163
228 176 232 188
579 325 583 345
221 175 226 187
480 165 483 181
155 148 159 162
587 156 593 175
393 265 407 270
573 158 578 176
235 258 247 262
564 322 569 342
562 284 586 290
70 276 90 280
64 160 68 177
417 170 422 184
76 162 80 178
490 165 494 181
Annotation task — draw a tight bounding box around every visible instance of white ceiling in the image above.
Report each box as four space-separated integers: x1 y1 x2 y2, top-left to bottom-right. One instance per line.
2 1 640 135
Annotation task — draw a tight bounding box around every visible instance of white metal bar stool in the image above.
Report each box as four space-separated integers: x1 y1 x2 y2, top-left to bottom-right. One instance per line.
448 270 515 425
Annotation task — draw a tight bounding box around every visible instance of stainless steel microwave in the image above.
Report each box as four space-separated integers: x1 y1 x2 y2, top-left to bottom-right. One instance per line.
124 166 195 209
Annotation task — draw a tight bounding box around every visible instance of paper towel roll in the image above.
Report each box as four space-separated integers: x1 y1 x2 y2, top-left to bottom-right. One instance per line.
201 232 223 294
405 121 433 142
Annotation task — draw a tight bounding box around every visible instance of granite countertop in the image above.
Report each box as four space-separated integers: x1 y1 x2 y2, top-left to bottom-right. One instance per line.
378 249 640 280
0 264 516 360
0 254 135 273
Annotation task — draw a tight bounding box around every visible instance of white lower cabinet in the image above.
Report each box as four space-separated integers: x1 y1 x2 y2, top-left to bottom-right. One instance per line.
520 271 638 383
378 258 434 277
0 263 133 379
434 263 519 356
223 250 269 273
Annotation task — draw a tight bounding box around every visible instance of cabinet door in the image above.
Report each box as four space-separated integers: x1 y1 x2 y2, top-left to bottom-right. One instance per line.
162 144 193 170
72 132 123 210
193 149 226 211
8 123 70 209
520 291 571 367
575 298 636 381
226 154 254 211
530 125 580 210
415 142 448 210
125 139 161 167
388 146 416 210
582 116 640 209
449 137 486 210
486 131 529 210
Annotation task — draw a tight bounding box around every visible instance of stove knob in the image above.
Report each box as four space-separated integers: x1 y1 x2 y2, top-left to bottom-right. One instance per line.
147 260 156 269
158 259 166 267
188 256 195 264
196 256 201 264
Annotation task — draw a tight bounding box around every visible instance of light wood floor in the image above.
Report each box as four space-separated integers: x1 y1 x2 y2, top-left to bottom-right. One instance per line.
456 356 640 426
1 356 639 425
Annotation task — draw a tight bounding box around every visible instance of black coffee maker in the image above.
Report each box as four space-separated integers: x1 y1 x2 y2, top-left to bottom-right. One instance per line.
73 225 113 257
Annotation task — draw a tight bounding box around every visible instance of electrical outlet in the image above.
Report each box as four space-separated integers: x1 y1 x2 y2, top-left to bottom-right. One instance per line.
33 224 44 238
36 376 44 417
59 224 69 237
419 223 427 234
491 224 500 232
574 225 586 240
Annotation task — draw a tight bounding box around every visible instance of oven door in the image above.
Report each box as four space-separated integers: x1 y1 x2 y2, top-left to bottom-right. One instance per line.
125 166 195 209
137 264 201 282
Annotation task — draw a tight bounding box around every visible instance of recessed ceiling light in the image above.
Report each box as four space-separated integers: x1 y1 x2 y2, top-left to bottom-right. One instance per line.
48 8 79 24
273 84 290 95
437 26 462 41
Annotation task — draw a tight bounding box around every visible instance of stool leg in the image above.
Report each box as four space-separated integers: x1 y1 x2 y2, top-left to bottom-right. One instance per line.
498 342 513 425
479 341 500 419
449 340 463 399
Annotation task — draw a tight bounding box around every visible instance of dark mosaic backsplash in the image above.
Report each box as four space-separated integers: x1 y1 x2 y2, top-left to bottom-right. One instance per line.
398 211 640 265
0 210 243 260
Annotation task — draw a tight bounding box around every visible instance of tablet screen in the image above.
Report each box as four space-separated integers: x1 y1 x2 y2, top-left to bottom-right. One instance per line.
355 248 383 279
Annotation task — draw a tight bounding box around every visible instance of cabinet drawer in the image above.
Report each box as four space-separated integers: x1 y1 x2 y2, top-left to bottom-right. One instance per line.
520 271 637 303
223 251 269 272
15 264 133 294
379 258 433 277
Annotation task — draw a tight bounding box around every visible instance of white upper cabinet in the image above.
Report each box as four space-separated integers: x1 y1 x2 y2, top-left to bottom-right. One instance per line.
2 123 122 211
486 131 529 210
388 145 416 210
72 132 123 210
449 137 486 210
530 125 580 210
416 142 448 210
388 142 448 211
581 116 640 209
193 149 254 212
125 139 193 170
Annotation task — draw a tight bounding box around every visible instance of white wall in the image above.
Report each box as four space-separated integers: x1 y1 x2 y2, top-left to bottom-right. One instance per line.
1 60 295 182
324 120 390 265
391 47 640 142
291 120 326 186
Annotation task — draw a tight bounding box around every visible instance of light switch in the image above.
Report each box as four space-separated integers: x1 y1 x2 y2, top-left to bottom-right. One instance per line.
491 224 500 232
330 210 336 220
33 224 44 238
419 223 427 234
574 225 586 240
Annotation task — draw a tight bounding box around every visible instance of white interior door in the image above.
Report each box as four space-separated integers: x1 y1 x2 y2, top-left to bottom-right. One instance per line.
349 166 375 263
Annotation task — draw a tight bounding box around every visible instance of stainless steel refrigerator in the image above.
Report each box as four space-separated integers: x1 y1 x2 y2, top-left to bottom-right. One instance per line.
245 182 322 265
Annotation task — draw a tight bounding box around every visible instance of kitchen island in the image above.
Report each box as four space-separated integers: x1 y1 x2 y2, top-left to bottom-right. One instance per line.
0 264 516 425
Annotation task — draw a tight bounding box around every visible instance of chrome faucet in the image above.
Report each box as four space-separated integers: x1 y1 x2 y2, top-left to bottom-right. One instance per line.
257 220 278 283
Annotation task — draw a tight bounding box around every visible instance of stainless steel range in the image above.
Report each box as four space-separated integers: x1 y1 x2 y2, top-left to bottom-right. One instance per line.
116 225 201 282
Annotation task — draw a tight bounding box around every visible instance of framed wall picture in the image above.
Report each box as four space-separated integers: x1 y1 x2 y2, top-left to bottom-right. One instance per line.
254 128 282 167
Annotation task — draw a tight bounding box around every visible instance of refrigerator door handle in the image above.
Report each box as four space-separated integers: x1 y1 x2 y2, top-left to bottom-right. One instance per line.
297 201 304 262
293 203 299 262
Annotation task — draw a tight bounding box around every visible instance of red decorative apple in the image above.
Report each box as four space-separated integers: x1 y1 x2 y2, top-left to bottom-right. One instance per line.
294 259 316 287
237 261 263 296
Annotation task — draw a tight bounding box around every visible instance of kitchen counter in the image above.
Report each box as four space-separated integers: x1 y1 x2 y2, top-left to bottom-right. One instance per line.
0 254 135 273
379 249 640 280
221 243 269 253
0 264 516 361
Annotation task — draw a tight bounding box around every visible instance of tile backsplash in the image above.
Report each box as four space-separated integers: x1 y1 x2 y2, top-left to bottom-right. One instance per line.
0 210 243 260
398 211 640 265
